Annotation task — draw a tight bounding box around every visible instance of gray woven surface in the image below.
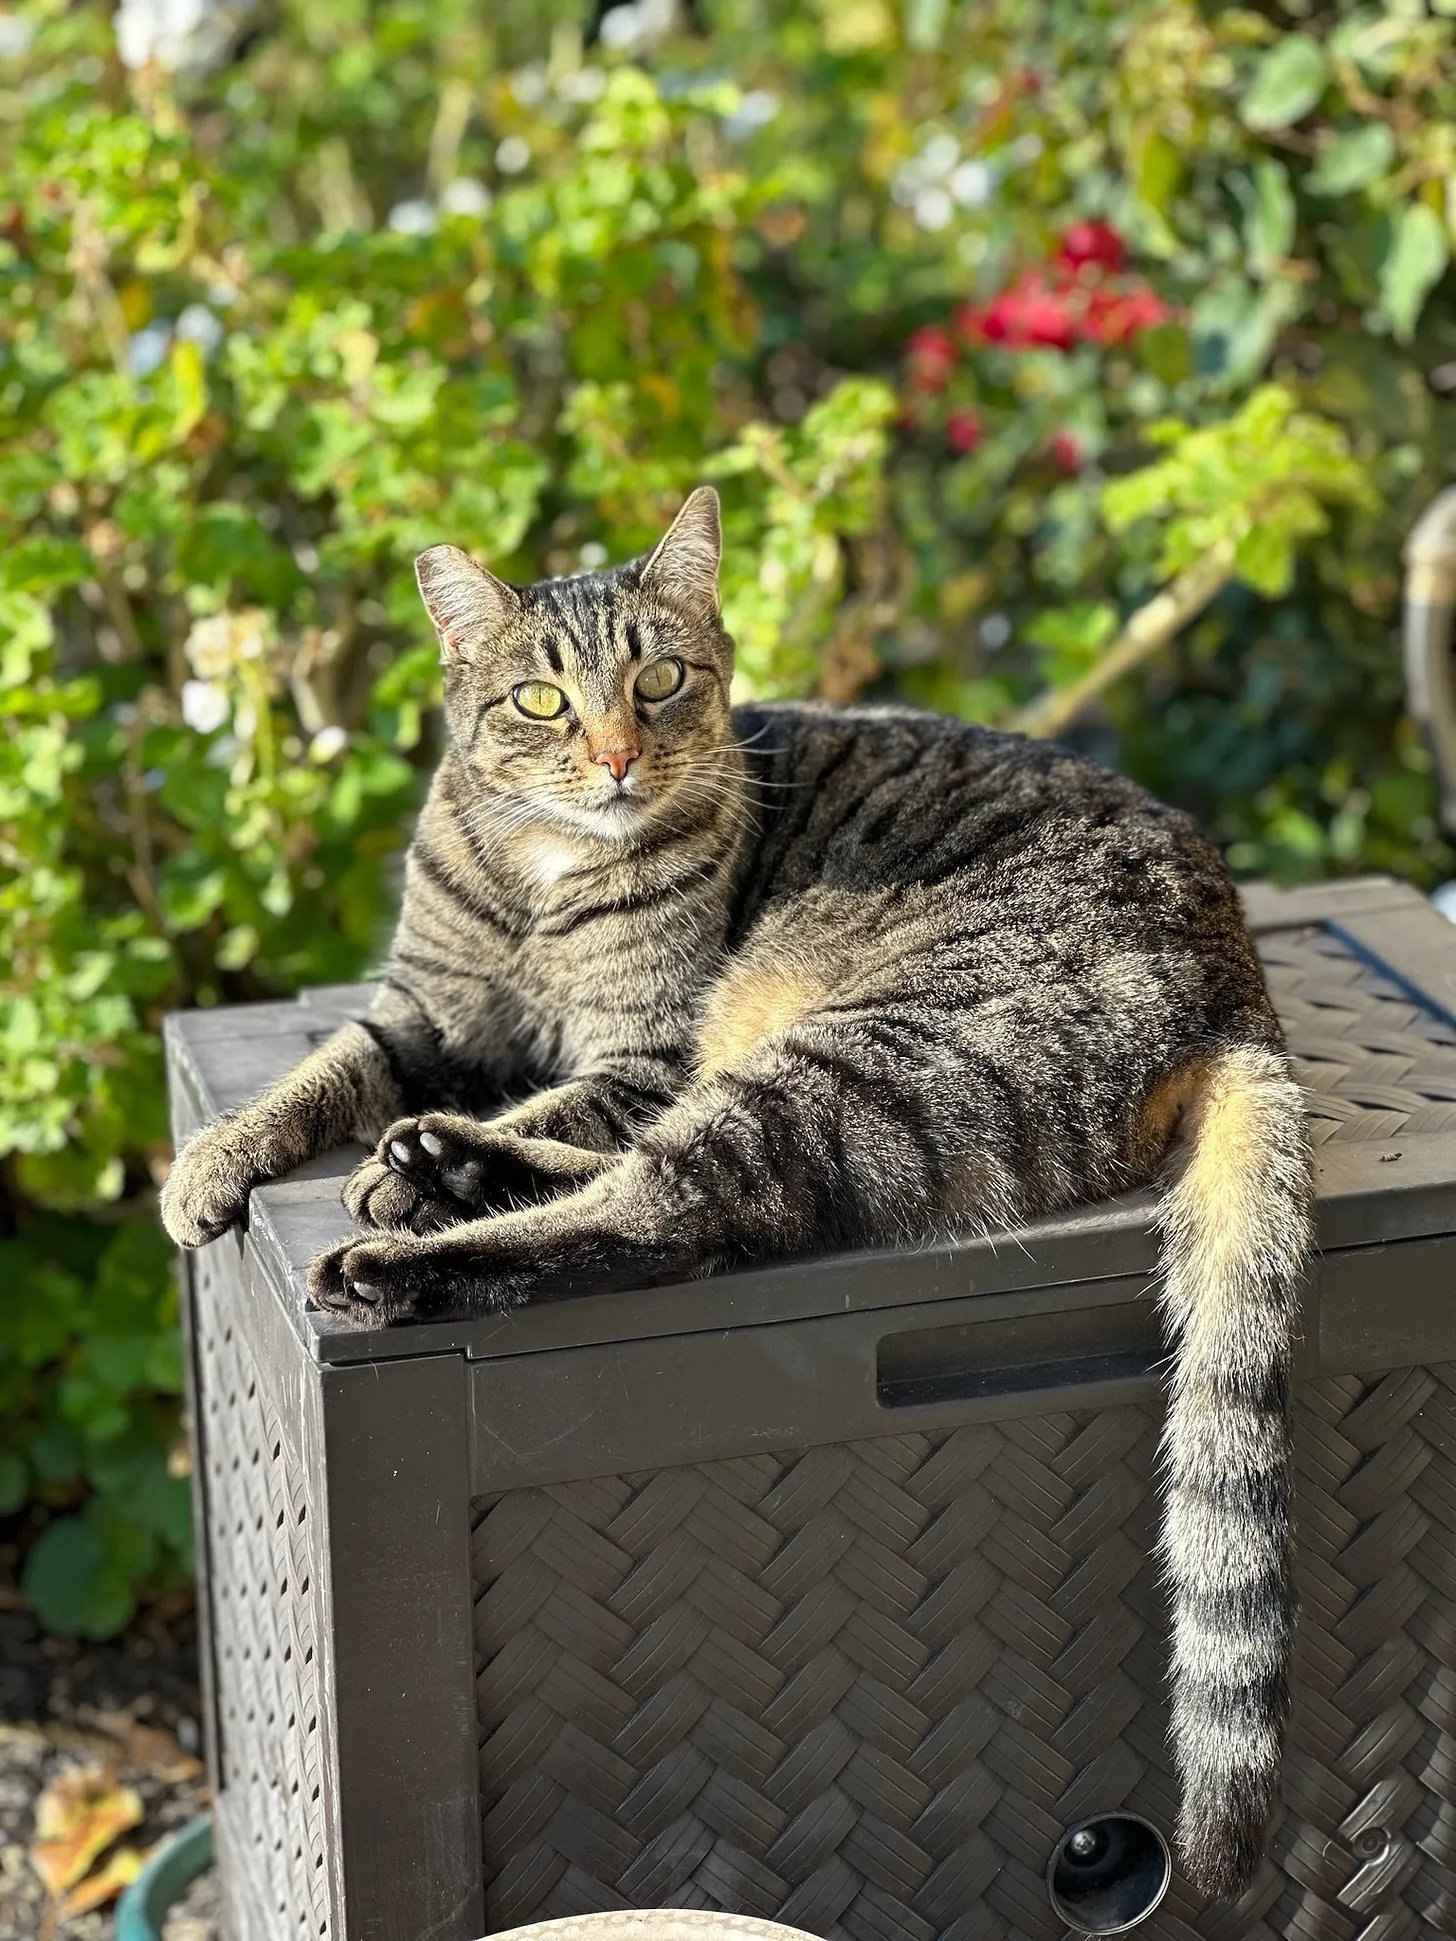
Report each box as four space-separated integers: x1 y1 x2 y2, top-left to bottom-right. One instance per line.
1266 925 1456 1144
195 1248 331 1938
469 923 1456 1938
472 1364 1456 1940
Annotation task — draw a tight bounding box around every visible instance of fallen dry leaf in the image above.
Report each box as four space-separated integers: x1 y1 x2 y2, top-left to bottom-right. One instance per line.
58 1843 148 1918
30 1763 143 1899
89 1709 205 1782
0 1721 119 1758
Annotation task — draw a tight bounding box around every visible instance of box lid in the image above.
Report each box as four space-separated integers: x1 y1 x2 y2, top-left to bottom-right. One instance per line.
165 875 1456 1366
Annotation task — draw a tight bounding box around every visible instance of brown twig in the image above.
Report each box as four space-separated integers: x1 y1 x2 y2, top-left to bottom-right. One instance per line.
427 76 474 193
1010 540 1237 739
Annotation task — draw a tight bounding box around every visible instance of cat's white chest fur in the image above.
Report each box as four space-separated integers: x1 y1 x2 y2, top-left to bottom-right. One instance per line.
522 837 581 890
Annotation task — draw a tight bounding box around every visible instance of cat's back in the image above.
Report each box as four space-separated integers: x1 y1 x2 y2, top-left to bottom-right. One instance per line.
737 698 1211 881
732 699 1256 983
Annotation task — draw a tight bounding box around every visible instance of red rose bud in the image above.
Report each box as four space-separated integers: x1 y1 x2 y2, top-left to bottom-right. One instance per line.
1057 220 1127 276
946 409 984 455
979 272 1076 351
906 324 958 391
909 325 956 361
954 302 987 344
1080 281 1171 346
1049 428 1085 475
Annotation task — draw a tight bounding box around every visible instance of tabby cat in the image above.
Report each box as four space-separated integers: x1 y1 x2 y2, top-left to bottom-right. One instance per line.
162 487 1311 1900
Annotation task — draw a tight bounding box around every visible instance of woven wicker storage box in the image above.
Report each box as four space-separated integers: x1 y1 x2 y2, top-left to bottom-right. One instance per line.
167 875 1456 1941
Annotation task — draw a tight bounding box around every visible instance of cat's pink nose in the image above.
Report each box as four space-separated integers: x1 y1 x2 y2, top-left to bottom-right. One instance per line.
592 747 639 783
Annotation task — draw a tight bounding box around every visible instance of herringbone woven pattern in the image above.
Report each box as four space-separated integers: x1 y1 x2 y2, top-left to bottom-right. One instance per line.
195 1251 331 1940
1264 926 1456 1145
471 1365 1456 1940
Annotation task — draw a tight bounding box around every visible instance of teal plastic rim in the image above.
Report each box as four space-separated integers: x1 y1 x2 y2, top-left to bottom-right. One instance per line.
116 1816 214 1941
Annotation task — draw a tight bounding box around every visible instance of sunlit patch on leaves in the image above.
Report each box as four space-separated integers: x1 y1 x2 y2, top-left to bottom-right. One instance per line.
1239 35 1329 133
1103 385 1375 593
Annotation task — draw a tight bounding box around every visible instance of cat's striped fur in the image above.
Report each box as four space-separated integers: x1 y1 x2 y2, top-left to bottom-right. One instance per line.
162 488 1312 1899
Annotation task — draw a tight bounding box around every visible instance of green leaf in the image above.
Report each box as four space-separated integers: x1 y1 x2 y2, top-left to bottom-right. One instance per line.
0 538 93 596
30 1422 85 1484
164 339 208 443
1380 204 1449 342
1191 276 1303 389
175 505 302 603
23 1518 136 1638
1308 124 1395 197
1235 525 1296 597
215 923 259 971
157 855 227 932
1134 131 1182 214
904 0 949 51
0 1455 26 1515
1240 36 1328 132
1137 324 1194 387
1245 159 1297 273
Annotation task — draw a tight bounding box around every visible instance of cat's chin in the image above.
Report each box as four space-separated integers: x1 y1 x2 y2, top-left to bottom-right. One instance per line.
544 793 652 843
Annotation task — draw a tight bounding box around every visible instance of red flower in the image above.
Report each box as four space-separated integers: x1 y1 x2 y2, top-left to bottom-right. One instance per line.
971 272 1077 352
906 324 958 392
1080 281 1171 346
1048 429 1085 476
953 302 984 343
946 409 984 456
1057 220 1127 276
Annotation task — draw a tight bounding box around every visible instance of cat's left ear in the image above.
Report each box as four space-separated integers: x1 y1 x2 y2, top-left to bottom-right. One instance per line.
641 486 722 616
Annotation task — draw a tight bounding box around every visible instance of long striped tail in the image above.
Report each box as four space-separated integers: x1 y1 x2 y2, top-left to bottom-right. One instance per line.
1157 1042 1312 1897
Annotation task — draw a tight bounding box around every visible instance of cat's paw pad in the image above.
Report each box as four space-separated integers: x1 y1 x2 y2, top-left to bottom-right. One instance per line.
342 1154 454 1233
381 1116 491 1208
160 1130 254 1248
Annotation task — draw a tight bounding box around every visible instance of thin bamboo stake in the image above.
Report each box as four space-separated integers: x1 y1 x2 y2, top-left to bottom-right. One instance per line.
1011 540 1238 740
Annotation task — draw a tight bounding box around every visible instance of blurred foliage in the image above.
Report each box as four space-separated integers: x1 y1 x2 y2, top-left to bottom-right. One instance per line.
2 0 1454 1631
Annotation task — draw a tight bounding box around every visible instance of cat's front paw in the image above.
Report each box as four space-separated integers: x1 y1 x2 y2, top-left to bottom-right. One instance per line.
342 1152 458 1233
160 1123 256 1248
306 1233 455 1327
305 1219 537 1326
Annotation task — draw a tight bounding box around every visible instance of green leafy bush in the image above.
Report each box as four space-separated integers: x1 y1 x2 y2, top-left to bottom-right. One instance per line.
3 0 1453 1631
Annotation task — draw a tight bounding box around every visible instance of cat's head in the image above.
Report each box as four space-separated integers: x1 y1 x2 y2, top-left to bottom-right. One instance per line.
416 488 734 839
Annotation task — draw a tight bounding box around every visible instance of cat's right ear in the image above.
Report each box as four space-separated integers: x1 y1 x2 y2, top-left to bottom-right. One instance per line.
415 545 519 662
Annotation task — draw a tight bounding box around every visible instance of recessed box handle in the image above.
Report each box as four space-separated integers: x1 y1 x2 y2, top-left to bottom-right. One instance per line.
877 1301 1164 1410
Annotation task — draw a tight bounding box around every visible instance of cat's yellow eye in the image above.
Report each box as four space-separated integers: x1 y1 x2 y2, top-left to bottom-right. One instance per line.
513 681 569 720
635 658 684 703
